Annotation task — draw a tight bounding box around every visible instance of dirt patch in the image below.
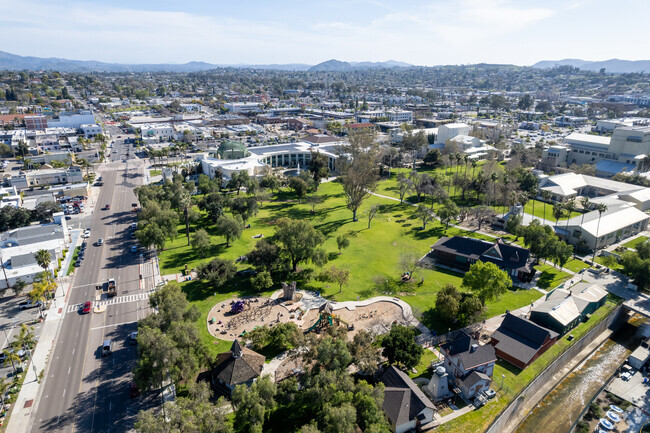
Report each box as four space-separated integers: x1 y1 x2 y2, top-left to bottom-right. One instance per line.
301 301 406 338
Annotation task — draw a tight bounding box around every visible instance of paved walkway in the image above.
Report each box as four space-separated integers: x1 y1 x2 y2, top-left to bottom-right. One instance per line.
5 231 81 433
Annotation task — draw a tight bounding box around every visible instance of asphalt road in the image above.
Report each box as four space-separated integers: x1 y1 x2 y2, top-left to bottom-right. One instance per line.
31 132 156 433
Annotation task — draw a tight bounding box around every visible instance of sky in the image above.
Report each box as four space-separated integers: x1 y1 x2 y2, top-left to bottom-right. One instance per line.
0 0 648 66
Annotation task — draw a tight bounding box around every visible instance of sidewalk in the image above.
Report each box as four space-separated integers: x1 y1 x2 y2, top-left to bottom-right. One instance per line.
5 231 81 433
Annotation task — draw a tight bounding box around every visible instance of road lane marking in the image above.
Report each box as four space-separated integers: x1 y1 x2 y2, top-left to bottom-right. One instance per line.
90 320 138 331
68 366 71 375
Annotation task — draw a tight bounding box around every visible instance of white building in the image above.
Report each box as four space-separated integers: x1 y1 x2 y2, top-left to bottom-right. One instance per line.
48 110 96 129
7 167 85 190
385 110 413 123
81 124 103 139
436 122 470 145
224 102 262 114
139 124 174 141
201 142 340 182
0 213 69 289
180 103 203 113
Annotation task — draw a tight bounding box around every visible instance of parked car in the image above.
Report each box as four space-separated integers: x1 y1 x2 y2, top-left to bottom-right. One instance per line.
96 238 104 246
129 331 138 345
18 300 41 310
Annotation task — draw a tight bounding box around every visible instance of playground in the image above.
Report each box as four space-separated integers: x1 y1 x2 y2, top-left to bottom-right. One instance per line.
206 290 411 341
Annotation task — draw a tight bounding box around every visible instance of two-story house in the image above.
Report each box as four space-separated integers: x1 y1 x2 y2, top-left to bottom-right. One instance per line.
440 332 496 400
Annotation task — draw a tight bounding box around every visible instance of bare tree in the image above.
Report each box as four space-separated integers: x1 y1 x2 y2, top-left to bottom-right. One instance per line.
367 204 381 229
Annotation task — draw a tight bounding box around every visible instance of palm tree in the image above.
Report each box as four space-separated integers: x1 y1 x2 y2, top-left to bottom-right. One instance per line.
564 198 576 234
579 197 590 238
34 249 51 273
592 203 608 263
13 324 35 352
471 160 478 179
501 172 510 214
541 190 552 222
491 173 499 206
0 377 10 407
553 202 565 226
2 350 20 375
463 154 470 177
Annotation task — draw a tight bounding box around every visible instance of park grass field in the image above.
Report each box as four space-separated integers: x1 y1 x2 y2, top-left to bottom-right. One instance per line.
158 179 545 352
622 235 649 250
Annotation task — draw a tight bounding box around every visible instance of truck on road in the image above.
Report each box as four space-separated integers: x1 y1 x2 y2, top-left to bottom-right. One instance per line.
107 278 117 297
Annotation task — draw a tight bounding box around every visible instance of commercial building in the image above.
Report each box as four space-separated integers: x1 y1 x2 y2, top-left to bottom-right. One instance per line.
224 102 262 114
139 124 174 141
385 110 413 123
435 123 470 145
47 110 96 129
6 167 85 190
81 124 103 138
0 213 69 289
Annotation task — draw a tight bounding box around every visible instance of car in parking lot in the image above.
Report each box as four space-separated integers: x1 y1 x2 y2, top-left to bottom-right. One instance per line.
81 301 92 314
129 331 138 345
131 246 138 253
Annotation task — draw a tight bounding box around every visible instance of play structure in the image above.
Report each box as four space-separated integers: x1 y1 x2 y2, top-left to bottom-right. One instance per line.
230 300 245 314
305 302 353 333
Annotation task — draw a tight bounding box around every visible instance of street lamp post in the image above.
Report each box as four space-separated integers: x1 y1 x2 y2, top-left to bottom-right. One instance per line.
501 374 505 390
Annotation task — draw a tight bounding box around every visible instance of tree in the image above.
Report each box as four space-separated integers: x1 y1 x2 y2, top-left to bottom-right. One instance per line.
399 252 421 280
535 100 552 113
341 130 379 221
199 192 226 221
336 235 350 254
472 206 496 230
260 173 280 192
191 229 211 257
273 218 326 272
579 197 590 237
553 241 574 270
348 330 381 375
31 201 61 222
380 325 423 370
518 94 534 110
320 266 350 293
415 204 434 230
12 279 26 296
505 214 523 240
228 171 250 195
305 194 324 213
288 177 309 203
458 294 485 325
216 214 244 247
396 172 413 204
197 257 236 288
231 196 259 222
436 283 461 323
136 222 168 251
309 150 330 188
462 261 511 304
367 204 380 229
248 239 284 272
34 249 52 272
437 199 459 230
232 376 277 433
251 271 273 292
423 149 442 167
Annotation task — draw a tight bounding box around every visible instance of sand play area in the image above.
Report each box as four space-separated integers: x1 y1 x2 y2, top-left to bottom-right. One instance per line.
207 292 411 341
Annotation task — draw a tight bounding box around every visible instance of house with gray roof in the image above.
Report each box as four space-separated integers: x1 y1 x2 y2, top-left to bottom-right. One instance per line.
440 332 496 400
380 366 435 433
490 313 558 369
211 340 265 394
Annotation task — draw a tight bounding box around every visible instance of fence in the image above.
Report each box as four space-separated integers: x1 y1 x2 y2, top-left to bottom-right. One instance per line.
484 305 625 433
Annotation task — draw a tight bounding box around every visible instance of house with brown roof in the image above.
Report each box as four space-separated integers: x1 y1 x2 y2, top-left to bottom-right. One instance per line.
490 313 558 369
211 340 265 394
380 366 435 433
440 332 496 400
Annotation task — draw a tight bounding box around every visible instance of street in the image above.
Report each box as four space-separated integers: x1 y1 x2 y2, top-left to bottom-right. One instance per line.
29 129 156 433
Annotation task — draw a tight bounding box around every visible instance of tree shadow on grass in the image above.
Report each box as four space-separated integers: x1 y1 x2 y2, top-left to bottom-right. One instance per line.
313 218 353 236
411 225 446 241
181 274 255 303
536 270 559 289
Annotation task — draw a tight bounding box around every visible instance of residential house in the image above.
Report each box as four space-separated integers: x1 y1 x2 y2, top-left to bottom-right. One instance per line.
426 237 536 283
529 283 607 335
380 366 435 433
440 332 496 400
490 313 558 369
211 340 265 394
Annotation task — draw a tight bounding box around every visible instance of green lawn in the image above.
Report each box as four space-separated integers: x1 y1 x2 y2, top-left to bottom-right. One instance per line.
438 300 620 433
522 199 583 222
66 247 80 276
158 180 546 355
563 258 590 273
149 169 162 176
594 255 624 271
408 349 439 380
622 236 649 250
535 264 571 290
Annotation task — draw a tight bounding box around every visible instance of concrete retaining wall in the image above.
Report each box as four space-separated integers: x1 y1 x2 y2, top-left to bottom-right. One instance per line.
484 305 625 433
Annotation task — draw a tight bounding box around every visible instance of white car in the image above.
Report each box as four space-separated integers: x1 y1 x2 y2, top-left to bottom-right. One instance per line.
97 238 104 246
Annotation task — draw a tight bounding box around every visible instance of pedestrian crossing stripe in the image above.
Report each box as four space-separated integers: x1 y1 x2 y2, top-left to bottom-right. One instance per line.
66 292 151 313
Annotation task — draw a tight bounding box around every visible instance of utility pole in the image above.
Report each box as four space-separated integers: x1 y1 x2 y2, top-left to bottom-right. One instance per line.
0 253 10 291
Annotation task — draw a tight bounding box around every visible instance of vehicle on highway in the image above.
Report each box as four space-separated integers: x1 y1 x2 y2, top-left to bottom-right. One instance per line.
131 223 137 230
19 300 41 310
102 340 112 356
129 331 138 345
96 238 104 246
97 176 103 182
104 204 110 210
83 228 91 237
130 232 136 238
107 278 117 297
81 301 92 314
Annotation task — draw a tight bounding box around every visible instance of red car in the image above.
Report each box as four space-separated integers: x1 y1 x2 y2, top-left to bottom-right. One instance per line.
81 301 92 314
104 204 110 210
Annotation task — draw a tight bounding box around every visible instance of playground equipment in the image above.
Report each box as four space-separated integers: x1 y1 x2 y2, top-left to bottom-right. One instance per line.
305 302 353 333
230 301 245 314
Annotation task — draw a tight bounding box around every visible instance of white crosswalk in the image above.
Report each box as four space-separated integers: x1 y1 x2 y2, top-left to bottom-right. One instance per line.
66 292 151 313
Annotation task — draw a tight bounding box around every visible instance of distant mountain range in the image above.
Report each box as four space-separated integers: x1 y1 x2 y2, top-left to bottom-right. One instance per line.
532 58 650 73
0 51 412 73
